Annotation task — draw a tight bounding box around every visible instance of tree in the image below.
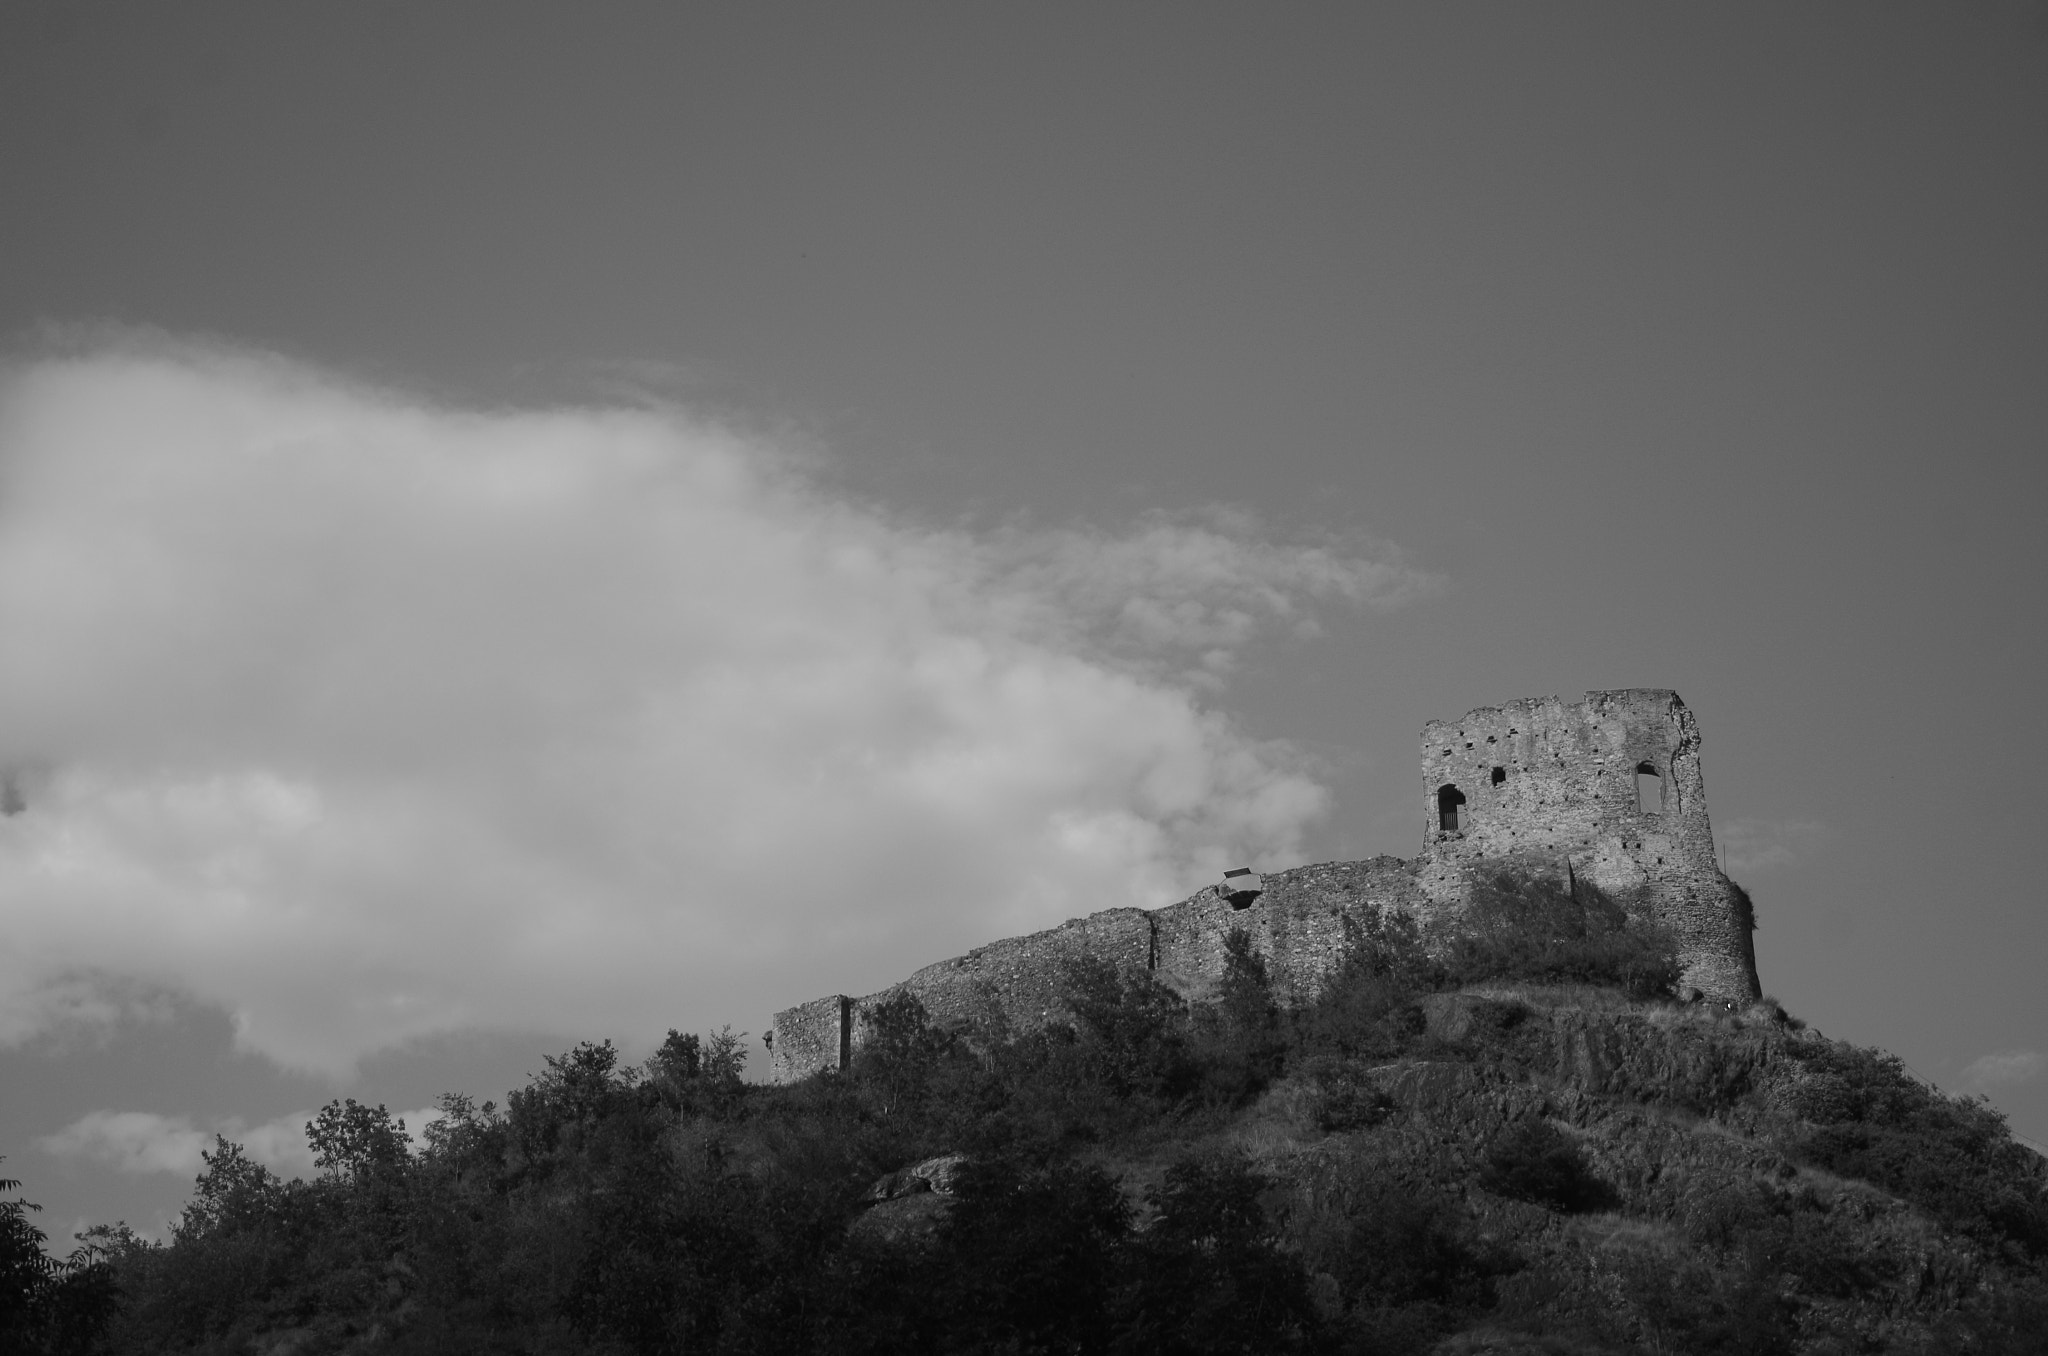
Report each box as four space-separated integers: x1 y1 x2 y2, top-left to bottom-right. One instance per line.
647 1026 750 1119
174 1138 285 1242
308 1099 411 1181
1114 1153 1317 1354
1197 927 1286 1101
1062 955 1194 1101
1 1159 122 1355
1 1157 57 1346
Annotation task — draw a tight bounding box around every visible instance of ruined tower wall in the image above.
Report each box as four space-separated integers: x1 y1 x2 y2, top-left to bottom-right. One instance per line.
767 994 849 1084
767 689 1762 1083
1416 689 1759 1002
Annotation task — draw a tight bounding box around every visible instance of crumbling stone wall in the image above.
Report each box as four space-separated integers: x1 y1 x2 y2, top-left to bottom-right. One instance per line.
871 907 1156 1047
1150 857 1427 1002
767 689 1761 1083
767 994 849 1084
769 859 1429 1081
1415 689 1759 1003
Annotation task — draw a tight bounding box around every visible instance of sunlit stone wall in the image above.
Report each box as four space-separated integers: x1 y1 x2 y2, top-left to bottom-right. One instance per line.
766 689 1762 1083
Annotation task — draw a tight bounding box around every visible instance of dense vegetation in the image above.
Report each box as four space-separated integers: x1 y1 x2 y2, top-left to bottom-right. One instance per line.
8 870 2047 1354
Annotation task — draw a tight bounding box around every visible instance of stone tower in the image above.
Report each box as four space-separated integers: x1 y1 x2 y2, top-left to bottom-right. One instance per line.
1416 689 1759 1002
767 687 1763 1081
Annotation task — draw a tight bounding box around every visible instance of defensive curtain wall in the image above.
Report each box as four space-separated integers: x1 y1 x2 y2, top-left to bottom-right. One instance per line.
768 689 1763 1083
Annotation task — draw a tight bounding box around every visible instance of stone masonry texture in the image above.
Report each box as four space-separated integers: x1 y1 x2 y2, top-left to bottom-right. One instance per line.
1415 689 1760 1003
768 689 1762 1082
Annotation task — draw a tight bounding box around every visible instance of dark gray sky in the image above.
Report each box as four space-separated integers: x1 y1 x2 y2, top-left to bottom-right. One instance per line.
3 2 2045 1238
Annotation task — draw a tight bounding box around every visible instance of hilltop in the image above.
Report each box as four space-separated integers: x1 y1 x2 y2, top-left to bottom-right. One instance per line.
771 690 1762 1085
6 865 2047 1354
6 691 2044 1353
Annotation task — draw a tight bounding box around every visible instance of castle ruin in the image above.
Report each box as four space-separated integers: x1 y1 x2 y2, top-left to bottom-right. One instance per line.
768 689 1762 1082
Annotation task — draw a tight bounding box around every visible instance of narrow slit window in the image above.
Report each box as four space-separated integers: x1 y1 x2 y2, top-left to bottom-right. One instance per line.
1437 783 1467 831
1635 762 1663 814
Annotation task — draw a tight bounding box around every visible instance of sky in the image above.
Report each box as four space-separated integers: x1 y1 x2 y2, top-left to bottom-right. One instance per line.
2 1 2044 1241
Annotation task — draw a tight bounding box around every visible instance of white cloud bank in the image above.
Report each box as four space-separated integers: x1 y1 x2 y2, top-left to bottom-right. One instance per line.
1718 818 1828 874
1960 1050 2045 1092
38 1106 445 1180
0 339 1431 1074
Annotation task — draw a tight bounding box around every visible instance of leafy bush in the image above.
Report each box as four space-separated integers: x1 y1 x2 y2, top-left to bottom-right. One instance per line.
1478 1121 1616 1214
1295 871 1677 1070
1114 1153 1319 1354
1685 1183 1892 1299
1294 1056 1396 1132
1611 1249 1798 1356
66 932 2048 1356
1291 907 1434 1060
1783 1040 2048 1258
1287 1157 1515 1355
1436 869 1680 998
2 1159 120 1356
645 1026 750 1120
1059 954 1197 1103
1908 1280 2048 1355
1187 928 1289 1106
932 1157 1131 1352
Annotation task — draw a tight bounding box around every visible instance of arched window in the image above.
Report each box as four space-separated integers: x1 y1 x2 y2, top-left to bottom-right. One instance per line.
1437 783 1467 832
1635 762 1663 814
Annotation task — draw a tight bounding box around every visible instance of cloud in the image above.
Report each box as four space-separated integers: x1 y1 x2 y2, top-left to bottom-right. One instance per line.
1960 1050 2045 1091
0 337 1432 1074
38 1105 446 1179
1717 818 1827 874
36 1112 222 1178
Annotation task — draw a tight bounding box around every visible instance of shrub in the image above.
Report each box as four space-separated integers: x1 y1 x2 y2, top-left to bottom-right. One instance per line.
1288 1160 1514 1354
1612 1249 1798 1356
2 1159 123 1356
933 1157 1131 1353
1685 1184 1891 1298
1436 868 1680 998
1188 927 1288 1105
849 991 962 1121
1059 955 1197 1103
1908 1279 2048 1354
1294 1056 1396 1132
1478 1120 1615 1213
1291 907 1436 1060
1783 1041 2048 1259
1115 1153 1320 1354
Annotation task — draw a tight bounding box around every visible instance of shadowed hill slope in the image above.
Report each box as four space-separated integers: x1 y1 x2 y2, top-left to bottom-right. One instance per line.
28 868 2045 1356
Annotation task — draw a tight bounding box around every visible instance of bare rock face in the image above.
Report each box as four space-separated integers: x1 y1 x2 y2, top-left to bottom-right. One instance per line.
851 1154 970 1248
867 1153 967 1201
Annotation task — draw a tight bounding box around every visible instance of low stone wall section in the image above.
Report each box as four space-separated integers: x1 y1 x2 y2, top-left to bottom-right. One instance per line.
1151 856 1428 1003
853 906 1156 1056
767 994 848 1085
771 858 1433 1081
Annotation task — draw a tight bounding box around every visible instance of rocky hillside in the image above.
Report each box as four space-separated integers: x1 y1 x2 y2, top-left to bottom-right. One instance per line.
10 870 2045 1354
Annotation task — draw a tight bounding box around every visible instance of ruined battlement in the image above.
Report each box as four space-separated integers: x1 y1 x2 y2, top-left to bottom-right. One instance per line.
768 689 1762 1083
1416 690 1757 1002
